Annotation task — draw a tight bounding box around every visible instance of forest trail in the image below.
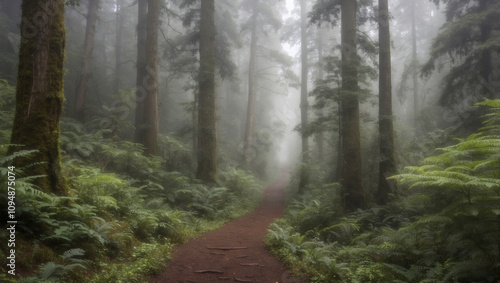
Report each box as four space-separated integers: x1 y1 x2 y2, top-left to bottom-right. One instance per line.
150 171 303 283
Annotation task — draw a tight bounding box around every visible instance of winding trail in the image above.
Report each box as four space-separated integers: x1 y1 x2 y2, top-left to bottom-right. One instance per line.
150 171 302 283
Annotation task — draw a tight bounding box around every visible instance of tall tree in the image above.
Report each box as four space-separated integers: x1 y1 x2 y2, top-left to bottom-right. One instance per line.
298 0 310 193
8 0 68 195
241 0 282 167
376 0 397 205
74 0 99 121
135 0 147 143
135 0 160 156
243 8 259 166
411 1 419 128
142 0 160 155
197 0 217 183
113 0 126 95
423 1 500 107
340 0 365 211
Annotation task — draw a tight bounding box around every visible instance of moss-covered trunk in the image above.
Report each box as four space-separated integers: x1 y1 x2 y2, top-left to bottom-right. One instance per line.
8 0 67 195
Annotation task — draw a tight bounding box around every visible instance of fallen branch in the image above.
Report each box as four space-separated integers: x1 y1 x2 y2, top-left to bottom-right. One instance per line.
218 277 230 280
206 246 248 250
194 270 223 274
236 255 248 258
239 263 259 266
235 278 253 283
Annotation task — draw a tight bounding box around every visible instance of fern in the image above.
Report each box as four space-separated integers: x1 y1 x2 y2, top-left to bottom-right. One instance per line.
19 249 87 283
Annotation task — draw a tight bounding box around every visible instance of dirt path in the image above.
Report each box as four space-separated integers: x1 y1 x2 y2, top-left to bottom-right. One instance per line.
150 171 302 283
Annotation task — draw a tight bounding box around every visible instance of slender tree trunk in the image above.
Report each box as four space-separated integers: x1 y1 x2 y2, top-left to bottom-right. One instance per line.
478 0 493 98
316 31 325 163
376 0 397 205
74 0 99 121
340 0 365 211
134 0 148 145
197 0 217 183
335 99 343 181
243 13 258 166
9 0 68 195
298 0 309 193
411 1 419 128
140 0 160 156
113 0 125 95
192 93 198 156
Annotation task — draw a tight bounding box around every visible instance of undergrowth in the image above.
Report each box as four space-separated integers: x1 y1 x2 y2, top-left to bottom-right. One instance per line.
265 99 500 283
0 117 264 282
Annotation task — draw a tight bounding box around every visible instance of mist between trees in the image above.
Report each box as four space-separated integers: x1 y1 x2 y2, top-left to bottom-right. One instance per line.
1 0 500 282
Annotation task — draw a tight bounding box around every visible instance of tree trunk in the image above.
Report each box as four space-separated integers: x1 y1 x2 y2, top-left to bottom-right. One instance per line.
74 0 99 121
141 0 160 156
376 0 397 205
340 0 365 211
298 0 309 193
135 0 148 143
243 13 258 166
113 0 125 95
197 0 217 183
411 1 419 128
8 0 68 195
316 30 325 163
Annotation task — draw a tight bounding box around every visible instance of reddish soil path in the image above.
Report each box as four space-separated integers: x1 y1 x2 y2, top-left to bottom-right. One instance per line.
150 171 302 283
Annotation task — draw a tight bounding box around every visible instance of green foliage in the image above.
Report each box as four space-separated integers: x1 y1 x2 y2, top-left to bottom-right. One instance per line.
4 112 265 282
19 249 87 283
268 99 500 282
91 242 173 283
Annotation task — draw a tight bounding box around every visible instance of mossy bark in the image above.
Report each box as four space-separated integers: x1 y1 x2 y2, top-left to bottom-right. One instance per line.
8 0 68 195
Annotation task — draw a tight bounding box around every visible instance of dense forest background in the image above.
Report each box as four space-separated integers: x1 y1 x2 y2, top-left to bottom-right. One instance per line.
1 0 499 282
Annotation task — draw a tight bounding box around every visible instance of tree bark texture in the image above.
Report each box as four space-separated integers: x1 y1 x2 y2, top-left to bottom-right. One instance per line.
243 13 258 166
377 0 397 205
9 0 68 195
197 0 217 183
340 0 365 211
74 0 99 121
135 0 148 143
298 0 309 193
